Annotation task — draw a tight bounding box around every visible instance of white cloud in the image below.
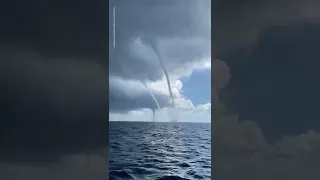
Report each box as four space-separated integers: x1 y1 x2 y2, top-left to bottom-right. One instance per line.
146 78 183 99
109 65 211 122
109 58 211 122
203 59 211 69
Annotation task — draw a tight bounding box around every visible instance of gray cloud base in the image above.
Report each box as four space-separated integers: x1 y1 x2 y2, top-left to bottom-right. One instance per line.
0 46 108 163
214 0 320 178
213 0 320 55
109 0 210 112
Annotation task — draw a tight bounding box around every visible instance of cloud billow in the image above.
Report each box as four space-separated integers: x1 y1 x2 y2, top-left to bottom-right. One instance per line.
0 0 110 168
109 0 211 112
213 1 320 177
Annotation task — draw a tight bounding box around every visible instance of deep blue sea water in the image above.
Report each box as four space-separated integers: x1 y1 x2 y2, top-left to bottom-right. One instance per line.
109 121 211 180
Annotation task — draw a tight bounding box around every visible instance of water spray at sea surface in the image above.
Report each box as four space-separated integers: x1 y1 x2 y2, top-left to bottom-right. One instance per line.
142 81 160 121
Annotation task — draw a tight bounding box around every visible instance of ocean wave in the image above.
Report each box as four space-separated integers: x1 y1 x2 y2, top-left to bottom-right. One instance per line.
109 122 211 180
109 170 134 180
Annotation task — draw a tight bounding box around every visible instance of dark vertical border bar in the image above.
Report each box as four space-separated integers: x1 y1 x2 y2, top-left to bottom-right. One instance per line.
211 0 320 179
210 0 214 179
106 0 110 179
0 0 110 179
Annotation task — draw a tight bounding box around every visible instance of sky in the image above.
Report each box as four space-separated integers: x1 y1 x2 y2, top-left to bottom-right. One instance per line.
2 0 320 179
213 0 320 179
108 0 212 123
0 0 109 179
181 68 211 106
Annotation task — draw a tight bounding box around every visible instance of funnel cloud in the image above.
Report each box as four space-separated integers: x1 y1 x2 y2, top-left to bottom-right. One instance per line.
138 35 177 122
109 0 211 122
147 38 176 108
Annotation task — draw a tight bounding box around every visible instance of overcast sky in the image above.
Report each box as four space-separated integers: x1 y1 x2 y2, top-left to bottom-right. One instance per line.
109 0 212 123
214 0 320 179
2 0 320 179
0 0 108 179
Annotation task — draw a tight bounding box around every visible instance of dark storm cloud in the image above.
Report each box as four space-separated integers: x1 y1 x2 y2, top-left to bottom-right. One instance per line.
0 0 107 64
221 23 320 142
109 0 210 80
212 46 320 179
213 35 320 179
0 0 108 172
213 0 320 55
0 47 108 162
109 76 171 112
109 0 210 112
213 0 320 179
214 0 320 143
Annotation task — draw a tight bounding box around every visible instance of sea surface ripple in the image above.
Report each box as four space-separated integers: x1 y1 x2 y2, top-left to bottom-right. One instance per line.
109 121 211 180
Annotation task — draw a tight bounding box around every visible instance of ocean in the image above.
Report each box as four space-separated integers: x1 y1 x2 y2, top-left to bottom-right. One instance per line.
109 121 211 180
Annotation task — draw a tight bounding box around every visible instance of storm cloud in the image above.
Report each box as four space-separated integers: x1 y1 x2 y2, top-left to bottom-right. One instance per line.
214 0 320 179
213 0 320 55
220 22 320 142
213 31 320 179
0 0 109 179
109 0 211 112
